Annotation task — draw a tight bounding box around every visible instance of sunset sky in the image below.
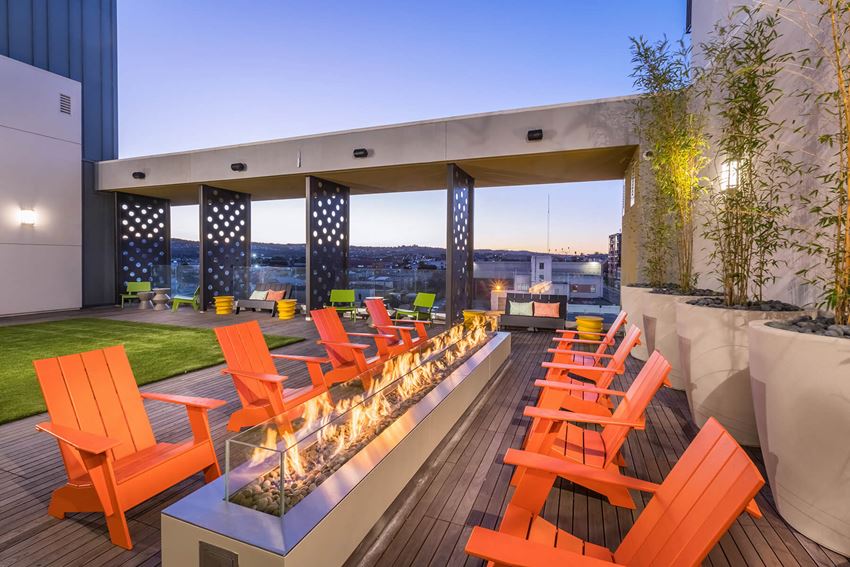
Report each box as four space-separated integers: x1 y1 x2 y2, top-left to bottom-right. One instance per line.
117 1 685 253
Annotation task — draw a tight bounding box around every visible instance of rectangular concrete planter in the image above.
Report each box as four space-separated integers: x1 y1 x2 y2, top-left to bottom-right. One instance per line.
675 302 804 447
749 321 850 556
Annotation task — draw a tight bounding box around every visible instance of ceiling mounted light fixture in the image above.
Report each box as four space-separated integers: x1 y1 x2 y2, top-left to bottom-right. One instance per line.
132 171 146 179
353 148 369 158
527 129 543 142
231 162 247 172
19 209 37 225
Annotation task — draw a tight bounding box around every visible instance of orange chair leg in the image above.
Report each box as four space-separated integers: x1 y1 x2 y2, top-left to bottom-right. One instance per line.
203 459 221 483
105 509 133 550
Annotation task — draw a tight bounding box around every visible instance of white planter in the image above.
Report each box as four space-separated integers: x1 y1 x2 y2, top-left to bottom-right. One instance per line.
642 292 702 390
676 302 805 447
621 286 651 361
749 321 850 556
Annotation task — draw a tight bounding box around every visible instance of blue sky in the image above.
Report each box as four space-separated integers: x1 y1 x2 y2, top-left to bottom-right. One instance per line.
117 1 686 252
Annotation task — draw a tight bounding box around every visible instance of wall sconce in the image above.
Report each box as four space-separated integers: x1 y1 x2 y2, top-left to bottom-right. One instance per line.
720 159 739 190
231 162 247 172
353 148 369 158
526 129 543 142
19 209 37 225
132 171 146 179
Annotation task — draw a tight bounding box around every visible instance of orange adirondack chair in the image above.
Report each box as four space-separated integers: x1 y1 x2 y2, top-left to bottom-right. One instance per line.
513 351 671 509
465 417 764 567
308 307 395 389
34 345 225 550
214 320 331 432
534 325 642 418
364 297 430 357
553 309 628 353
547 320 637 386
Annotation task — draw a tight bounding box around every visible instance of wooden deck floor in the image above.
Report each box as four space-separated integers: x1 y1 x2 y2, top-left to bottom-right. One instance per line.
0 308 846 566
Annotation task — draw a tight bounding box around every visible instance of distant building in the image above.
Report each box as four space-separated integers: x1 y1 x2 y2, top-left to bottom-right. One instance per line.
608 233 622 284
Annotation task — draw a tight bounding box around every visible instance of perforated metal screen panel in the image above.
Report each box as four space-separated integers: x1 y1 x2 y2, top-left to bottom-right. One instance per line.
305 176 350 313
199 185 251 309
446 164 474 324
115 192 170 299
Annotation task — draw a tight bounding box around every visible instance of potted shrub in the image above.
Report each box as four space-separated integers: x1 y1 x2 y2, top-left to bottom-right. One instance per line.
629 37 714 389
678 6 806 447
749 0 850 555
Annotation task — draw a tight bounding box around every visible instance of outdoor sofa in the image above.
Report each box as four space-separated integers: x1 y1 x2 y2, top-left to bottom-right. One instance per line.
499 292 568 330
235 283 293 316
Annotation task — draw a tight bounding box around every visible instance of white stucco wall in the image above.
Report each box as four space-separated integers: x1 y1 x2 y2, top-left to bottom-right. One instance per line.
690 0 834 307
0 55 82 316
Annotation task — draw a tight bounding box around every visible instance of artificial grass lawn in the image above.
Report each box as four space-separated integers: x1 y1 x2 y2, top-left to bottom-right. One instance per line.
0 318 303 424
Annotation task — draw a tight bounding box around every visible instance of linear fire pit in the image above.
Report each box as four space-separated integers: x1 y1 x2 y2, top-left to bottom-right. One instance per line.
162 322 511 566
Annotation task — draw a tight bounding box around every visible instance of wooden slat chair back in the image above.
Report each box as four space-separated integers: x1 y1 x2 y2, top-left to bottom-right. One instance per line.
36 347 156 479
215 320 330 432
516 351 671 508
531 325 642 421
34 345 224 549
365 298 429 356
545 324 640 386
125 281 151 294
215 320 280 407
465 417 764 567
309 307 394 389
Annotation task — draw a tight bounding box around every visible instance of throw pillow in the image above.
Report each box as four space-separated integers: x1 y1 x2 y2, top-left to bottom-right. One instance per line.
266 290 285 301
249 290 268 300
509 300 533 316
533 301 560 318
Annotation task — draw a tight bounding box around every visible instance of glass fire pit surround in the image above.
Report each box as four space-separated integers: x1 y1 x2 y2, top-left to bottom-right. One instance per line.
225 317 498 517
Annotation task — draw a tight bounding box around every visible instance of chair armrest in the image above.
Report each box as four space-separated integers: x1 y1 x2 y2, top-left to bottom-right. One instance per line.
391 319 431 325
547 349 615 358
533 379 626 397
271 353 331 363
553 337 612 345
318 340 370 350
221 369 287 383
349 332 396 340
466 527 620 567
140 392 226 409
746 499 762 519
503 448 660 494
36 422 120 455
557 329 608 337
542 361 608 372
523 406 645 429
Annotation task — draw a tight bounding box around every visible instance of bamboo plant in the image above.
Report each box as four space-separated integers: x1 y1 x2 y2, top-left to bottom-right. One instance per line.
697 6 801 306
630 37 708 292
793 0 850 324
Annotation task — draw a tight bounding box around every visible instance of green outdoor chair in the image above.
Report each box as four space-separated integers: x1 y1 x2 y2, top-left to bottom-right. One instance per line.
326 289 357 320
120 281 152 308
395 292 436 321
172 286 201 312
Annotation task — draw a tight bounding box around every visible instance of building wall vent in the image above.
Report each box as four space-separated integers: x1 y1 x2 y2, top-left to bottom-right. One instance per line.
59 94 72 115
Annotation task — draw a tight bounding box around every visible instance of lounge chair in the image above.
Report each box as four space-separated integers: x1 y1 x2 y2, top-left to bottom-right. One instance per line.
119 281 151 308
214 320 331 432
299 307 394 390
236 283 292 316
512 351 671 509
394 292 436 321
364 297 430 357
465 417 764 567
33 345 225 549
171 286 201 312
553 309 627 352
326 289 357 320
534 325 642 418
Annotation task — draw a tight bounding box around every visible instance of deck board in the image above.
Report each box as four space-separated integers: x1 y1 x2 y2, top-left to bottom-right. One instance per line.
0 308 845 566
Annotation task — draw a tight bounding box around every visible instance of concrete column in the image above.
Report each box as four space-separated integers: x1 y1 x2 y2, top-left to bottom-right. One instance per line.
445 164 475 325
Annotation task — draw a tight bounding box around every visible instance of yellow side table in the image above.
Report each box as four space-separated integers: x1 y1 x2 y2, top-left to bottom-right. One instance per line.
276 298 297 320
214 295 234 315
462 309 487 329
575 315 603 340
